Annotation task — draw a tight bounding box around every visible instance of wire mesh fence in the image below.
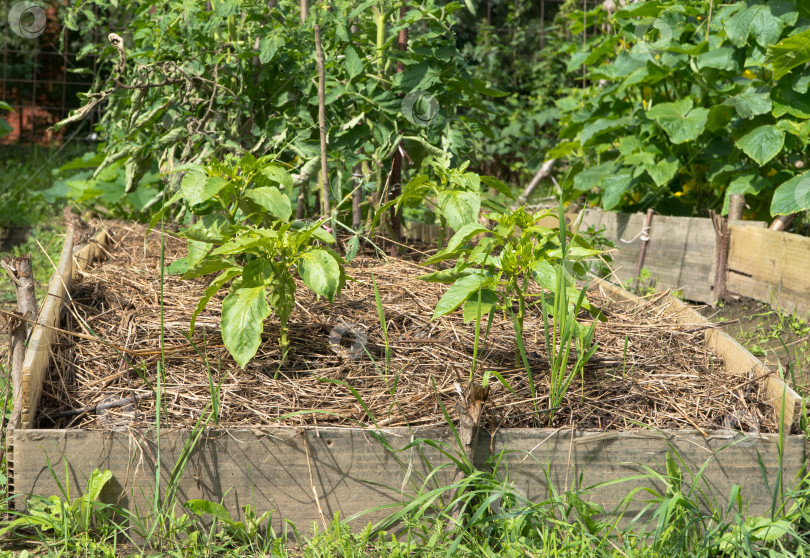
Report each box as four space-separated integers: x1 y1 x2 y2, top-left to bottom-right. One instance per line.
1 0 605 146
1 0 100 144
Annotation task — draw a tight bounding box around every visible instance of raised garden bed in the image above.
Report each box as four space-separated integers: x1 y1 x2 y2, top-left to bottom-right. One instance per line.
6 218 805 530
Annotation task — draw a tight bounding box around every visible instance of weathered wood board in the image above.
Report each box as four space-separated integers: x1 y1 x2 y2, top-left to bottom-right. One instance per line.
727 225 810 318
17 228 108 430
17 229 75 431
580 209 766 305
13 427 805 531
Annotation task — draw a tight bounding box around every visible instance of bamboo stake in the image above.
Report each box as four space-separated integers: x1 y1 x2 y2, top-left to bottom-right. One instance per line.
314 23 330 216
631 209 654 290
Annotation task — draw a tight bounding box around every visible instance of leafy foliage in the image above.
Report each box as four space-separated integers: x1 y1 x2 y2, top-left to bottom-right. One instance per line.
185 499 272 546
420 206 601 372
458 0 575 188
381 159 513 243
50 0 490 231
163 153 345 366
553 0 810 220
1 468 114 539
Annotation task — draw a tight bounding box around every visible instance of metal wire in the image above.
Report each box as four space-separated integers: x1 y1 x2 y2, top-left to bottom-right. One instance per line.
1 0 100 143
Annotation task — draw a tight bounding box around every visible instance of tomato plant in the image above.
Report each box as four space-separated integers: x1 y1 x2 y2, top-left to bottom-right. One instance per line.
49 0 493 231
553 0 810 221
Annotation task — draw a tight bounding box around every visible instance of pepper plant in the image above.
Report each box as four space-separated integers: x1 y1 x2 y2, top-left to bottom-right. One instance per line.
159 154 345 367
419 205 601 367
378 158 515 247
552 0 810 221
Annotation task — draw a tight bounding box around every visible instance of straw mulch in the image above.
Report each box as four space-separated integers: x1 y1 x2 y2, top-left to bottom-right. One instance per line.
37 220 777 434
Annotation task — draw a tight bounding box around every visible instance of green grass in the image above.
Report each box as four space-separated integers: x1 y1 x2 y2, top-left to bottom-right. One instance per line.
1 433 809 558
0 143 84 229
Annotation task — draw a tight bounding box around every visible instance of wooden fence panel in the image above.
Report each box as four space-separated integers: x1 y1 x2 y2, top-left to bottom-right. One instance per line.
13 427 805 531
581 210 716 303
728 225 810 316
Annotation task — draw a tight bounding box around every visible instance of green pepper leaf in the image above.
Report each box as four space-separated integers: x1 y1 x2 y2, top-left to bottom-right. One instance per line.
222 286 272 368
433 274 490 320
298 248 341 301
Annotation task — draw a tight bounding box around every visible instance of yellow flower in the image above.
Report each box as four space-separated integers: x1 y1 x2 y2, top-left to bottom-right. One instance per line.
742 69 757 79
767 168 777 176
683 178 697 192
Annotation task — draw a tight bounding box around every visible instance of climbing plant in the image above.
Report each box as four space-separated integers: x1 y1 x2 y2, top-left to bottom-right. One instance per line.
552 0 810 222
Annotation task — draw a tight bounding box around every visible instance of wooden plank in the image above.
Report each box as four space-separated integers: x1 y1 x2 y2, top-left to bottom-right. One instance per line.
778 232 810 316
594 280 803 433
728 225 810 317
13 427 804 529
587 211 714 301
18 229 75 430
17 229 108 431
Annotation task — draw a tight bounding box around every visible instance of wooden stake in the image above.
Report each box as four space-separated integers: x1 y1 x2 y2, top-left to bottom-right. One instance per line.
540 0 545 49
711 210 729 302
2 254 37 430
388 3 409 253
446 380 489 530
769 214 795 231
352 163 363 230
314 23 330 217
517 158 556 206
295 189 308 220
728 193 745 221
631 209 654 290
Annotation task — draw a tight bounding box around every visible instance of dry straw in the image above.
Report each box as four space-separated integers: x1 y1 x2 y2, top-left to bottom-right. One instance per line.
37 220 775 434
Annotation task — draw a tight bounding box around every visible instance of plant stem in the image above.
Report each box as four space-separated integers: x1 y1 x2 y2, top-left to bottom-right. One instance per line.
280 315 289 362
